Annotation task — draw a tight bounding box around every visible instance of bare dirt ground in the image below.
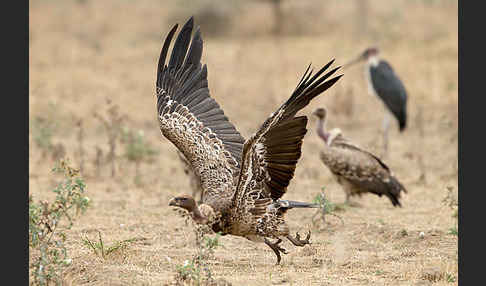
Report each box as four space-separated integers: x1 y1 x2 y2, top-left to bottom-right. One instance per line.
29 0 458 285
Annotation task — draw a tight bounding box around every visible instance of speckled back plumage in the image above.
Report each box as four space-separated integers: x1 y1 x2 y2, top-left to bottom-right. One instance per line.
320 130 407 206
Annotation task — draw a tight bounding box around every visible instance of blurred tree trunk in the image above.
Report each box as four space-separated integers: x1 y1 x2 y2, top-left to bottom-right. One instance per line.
271 0 283 36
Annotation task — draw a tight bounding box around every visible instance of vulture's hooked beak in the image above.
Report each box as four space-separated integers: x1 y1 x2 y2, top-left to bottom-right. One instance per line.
168 198 178 206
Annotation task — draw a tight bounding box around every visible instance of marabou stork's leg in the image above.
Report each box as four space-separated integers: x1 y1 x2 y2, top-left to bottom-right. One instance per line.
286 231 311 247
382 112 391 156
264 238 287 265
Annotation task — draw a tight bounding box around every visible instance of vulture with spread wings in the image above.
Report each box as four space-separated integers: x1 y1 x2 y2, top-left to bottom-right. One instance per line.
157 17 342 264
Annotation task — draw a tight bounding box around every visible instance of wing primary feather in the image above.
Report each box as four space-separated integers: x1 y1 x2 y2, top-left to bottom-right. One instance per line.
283 74 343 119
292 63 312 94
191 98 218 115
183 27 203 69
168 17 194 70
157 24 178 88
304 66 341 94
182 88 209 107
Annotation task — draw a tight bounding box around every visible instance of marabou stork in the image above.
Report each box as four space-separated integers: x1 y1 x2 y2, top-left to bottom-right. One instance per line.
344 47 408 154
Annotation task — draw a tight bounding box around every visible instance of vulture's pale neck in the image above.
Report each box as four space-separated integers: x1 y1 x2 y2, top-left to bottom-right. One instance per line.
191 205 209 224
316 117 330 145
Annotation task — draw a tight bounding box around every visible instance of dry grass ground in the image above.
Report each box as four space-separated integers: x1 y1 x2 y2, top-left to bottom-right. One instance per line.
29 0 458 285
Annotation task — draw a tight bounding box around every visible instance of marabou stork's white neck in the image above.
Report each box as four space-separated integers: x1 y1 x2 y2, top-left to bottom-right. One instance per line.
367 54 380 68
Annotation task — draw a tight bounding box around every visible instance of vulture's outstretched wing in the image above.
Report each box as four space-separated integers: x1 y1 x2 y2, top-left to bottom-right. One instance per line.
156 17 245 206
233 61 342 210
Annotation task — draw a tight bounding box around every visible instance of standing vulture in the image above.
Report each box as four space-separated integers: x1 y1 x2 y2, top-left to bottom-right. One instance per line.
156 17 342 264
313 107 407 207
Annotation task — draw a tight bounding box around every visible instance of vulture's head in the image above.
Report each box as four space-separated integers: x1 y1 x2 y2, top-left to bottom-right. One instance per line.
169 194 196 212
312 107 327 121
169 194 209 224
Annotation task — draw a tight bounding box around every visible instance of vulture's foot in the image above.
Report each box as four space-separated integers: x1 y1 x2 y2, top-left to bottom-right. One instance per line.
345 195 362 208
286 231 311 247
264 238 287 265
344 200 362 208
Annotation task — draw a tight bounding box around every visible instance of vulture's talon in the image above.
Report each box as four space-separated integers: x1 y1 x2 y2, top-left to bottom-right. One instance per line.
287 230 311 247
265 238 287 265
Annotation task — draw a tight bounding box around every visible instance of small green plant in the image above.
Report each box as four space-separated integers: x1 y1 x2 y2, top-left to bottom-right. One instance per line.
29 159 90 285
452 209 458 218
311 187 344 225
375 269 384 276
174 232 222 284
446 273 456 283
120 128 158 185
448 226 458 236
82 231 142 259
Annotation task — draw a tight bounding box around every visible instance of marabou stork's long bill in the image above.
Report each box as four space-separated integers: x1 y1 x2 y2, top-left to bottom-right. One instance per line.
344 47 408 154
157 17 342 264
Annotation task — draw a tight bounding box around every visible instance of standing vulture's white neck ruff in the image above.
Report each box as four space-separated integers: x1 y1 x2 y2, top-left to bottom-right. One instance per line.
327 128 342 146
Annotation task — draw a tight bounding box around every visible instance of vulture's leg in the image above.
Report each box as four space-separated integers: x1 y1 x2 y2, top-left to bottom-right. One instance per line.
344 189 361 208
345 193 351 205
286 231 311 247
264 238 287 265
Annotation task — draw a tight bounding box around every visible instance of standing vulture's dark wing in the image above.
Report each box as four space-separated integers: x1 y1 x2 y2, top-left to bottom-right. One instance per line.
322 134 407 206
156 17 245 207
369 60 407 131
233 61 342 209
331 134 391 171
